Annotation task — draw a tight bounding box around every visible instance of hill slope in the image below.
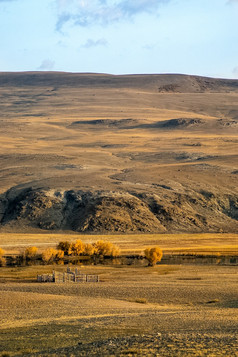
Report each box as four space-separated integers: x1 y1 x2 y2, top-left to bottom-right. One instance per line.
0 72 237 233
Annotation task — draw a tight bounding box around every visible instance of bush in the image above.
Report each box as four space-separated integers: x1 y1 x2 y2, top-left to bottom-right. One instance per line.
57 241 71 255
111 245 121 257
83 243 95 256
55 239 121 259
0 247 5 257
0 256 6 267
24 246 38 260
41 248 58 263
69 239 85 256
144 247 163 266
56 249 64 260
93 240 121 257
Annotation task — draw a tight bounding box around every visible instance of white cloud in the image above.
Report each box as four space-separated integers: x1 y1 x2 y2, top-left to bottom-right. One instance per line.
37 59 55 71
81 38 108 48
56 0 170 30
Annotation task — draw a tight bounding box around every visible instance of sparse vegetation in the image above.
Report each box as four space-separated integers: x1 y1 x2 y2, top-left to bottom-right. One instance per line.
41 248 59 263
57 241 71 255
56 249 64 260
144 246 163 266
0 74 238 236
127 298 148 304
0 247 6 267
93 240 121 257
0 257 6 267
83 243 95 256
69 239 85 256
0 263 237 356
24 246 38 260
56 239 120 259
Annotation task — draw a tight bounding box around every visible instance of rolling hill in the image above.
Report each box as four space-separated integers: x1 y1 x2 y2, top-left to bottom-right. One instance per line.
0 72 237 233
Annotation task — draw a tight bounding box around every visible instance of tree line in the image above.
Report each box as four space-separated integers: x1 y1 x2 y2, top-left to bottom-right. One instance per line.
0 240 163 266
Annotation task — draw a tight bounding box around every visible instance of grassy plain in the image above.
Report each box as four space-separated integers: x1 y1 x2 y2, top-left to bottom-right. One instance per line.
1 232 237 256
0 232 237 356
0 262 237 356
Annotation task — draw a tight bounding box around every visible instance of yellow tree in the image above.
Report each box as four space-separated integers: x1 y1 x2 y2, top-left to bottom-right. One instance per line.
57 241 71 255
69 239 85 256
93 240 121 257
25 246 38 260
42 248 58 263
0 247 6 266
83 243 95 256
144 247 163 266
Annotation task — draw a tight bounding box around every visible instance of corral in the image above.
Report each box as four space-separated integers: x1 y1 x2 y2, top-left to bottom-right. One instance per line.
37 267 99 283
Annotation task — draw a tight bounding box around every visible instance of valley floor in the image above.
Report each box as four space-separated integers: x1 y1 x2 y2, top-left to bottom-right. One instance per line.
1 232 238 256
0 263 237 356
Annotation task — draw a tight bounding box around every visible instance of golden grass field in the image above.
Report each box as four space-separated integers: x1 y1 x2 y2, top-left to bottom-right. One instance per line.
0 232 237 356
0 232 238 256
0 262 237 356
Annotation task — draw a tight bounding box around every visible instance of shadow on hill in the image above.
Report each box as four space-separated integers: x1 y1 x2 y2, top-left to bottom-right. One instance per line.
0 185 237 234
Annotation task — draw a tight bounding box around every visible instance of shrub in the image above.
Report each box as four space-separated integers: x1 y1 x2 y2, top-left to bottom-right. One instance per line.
111 245 121 257
83 243 95 256
41 248 58 263
24 246 38 260
93 240 121 257
69 239 85 256
56 249 64 260
57 241 71 255
0 256 6 267
0 247 5 257
144 247 163 266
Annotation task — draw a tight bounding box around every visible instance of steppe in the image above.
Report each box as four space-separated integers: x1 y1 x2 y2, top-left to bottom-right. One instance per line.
0 72 238 233
0 72 237 356
0 261 237 356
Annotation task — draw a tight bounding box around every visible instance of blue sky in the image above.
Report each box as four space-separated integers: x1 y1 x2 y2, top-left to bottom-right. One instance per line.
0 0 238 78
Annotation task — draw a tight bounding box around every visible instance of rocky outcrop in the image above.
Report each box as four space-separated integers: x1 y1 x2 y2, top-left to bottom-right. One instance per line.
0 187 237 233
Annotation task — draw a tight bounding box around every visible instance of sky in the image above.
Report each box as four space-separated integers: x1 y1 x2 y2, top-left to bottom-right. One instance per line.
0 0 238 78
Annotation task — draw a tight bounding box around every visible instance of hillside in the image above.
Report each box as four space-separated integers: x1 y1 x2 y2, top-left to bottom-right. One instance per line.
0 72 237 233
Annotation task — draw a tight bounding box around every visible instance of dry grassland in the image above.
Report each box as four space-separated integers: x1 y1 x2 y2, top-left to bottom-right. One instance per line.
0 73 237 233
1 232 237 256
0 263 237 356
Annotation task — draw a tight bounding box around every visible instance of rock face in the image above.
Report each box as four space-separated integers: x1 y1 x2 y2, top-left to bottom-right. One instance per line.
0 187 237 233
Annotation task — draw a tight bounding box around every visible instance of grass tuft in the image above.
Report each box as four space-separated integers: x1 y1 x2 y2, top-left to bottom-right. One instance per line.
206 299 220 304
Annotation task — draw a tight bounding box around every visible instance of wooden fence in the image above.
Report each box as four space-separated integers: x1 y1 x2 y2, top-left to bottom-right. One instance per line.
37 267 99 283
